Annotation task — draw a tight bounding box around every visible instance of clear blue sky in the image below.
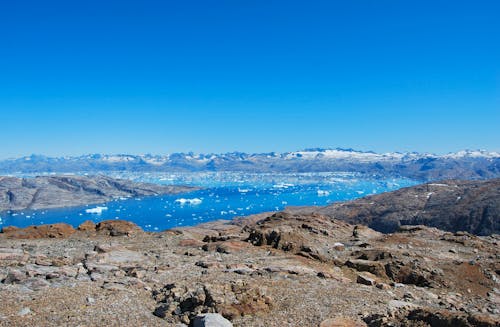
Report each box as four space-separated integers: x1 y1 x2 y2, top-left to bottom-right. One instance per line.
0 1 498 158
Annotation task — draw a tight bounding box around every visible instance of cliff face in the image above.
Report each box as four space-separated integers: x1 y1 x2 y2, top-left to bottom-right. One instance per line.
287 178 500 235
0 175 197 211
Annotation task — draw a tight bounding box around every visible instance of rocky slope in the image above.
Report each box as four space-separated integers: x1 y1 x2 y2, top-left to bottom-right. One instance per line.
1 148 499 181
0 213 498 326
287 178 500 235
0 175 198 211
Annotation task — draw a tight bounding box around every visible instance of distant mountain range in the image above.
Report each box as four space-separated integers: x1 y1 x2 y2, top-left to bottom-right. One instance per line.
1 148 499 181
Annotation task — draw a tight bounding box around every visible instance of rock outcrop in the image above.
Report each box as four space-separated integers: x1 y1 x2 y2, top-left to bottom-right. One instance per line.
1 223 76 239
0 213 499 326
0 175 198 212
287 178 500 235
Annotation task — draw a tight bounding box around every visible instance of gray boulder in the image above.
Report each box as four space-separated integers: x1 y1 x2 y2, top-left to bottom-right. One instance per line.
192 313 232 327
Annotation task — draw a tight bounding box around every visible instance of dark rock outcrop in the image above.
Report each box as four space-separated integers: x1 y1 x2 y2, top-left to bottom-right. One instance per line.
287 178 500 235
245 212 370 262
364 307 499 327
152 281 272 324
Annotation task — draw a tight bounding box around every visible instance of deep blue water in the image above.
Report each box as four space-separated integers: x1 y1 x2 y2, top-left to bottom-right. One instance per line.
0 172 417 231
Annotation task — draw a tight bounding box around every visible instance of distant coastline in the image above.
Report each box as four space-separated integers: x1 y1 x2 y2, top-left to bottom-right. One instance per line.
0 175 199 212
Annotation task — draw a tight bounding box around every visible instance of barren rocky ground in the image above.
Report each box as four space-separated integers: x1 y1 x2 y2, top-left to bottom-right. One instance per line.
0 211 499 326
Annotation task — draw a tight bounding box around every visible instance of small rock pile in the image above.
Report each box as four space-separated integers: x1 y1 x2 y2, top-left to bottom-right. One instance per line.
152 280 272 325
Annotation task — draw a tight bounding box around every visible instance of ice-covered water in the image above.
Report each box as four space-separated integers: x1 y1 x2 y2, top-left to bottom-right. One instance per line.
0 172 417 231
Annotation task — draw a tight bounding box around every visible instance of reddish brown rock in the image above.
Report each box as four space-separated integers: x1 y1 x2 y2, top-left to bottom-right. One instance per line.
95 220 142 236
320 317 367 327
77 220 96 232
0 248 27 262
178 238 205 247
1 226 20 234
216 240 254 254
1 223 76 239
345 259 388 278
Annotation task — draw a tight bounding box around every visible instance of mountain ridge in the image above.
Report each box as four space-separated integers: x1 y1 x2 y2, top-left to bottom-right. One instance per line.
1 148 499 181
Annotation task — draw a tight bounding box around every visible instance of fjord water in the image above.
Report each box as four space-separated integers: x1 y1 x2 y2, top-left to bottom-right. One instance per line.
0 172 416 231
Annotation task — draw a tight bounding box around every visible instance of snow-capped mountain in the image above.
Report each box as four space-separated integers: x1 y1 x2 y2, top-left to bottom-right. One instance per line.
0 148 499 181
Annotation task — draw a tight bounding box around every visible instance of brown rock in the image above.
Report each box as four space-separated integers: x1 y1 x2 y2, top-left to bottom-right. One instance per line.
34 255 52 266
96 220 142 236
320 317 367 327
376 283 391 290
366 307 500 327
216 240 254 254
1 223 76 239
0 248 27 261
178 238 205 247
345 259 387 278
333 242 346 251
153 281 272 323
1 226 20 233
3 269 27 284
78 220 96 232
356 272 377 286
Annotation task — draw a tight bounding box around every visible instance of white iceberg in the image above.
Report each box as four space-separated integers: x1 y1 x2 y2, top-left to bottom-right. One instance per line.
273 183 294 189
175 198 203 205
85 206 108 214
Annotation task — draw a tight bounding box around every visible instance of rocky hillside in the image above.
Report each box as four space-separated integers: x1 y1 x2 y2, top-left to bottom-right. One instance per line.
287 178 500 235
0 175 198 211
0 214 498 326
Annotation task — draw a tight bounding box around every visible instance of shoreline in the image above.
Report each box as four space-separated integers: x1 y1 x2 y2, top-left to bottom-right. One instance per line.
0 174 201 213
2 177 500 236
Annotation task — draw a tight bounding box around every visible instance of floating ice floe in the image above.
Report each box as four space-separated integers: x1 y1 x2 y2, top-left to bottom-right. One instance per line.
273 183 294 189
317 190 330 197
175 198 203 205
85 206 108 214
